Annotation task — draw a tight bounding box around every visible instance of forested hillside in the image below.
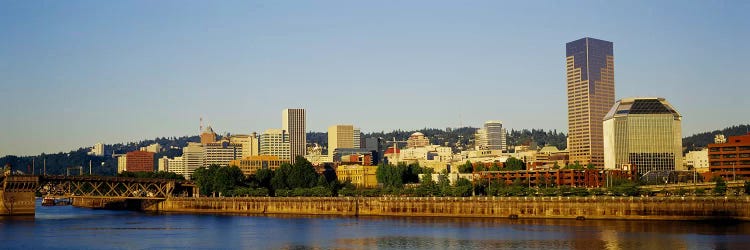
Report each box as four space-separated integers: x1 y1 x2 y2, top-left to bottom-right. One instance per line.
683 124 749 152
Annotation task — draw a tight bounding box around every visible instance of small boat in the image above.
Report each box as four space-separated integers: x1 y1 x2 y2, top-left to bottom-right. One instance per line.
41 196 71 206
41 197 56 206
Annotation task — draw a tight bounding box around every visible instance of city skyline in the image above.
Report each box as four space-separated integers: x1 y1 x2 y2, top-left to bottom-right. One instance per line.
2 1 749 156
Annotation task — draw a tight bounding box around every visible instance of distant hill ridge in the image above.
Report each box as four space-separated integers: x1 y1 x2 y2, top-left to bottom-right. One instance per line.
683 124 750 152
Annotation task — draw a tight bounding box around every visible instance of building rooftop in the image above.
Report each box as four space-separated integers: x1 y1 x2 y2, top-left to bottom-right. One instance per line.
604 97 681 120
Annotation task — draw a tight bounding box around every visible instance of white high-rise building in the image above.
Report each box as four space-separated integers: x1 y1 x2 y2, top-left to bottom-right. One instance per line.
117 155 127 173
484 121 506 151
328 125 354 156
229 133 259 158
474 121 507 152
353 128 361 149
260 129 291 161
140 143 161 153
603 97 682 176
92 143 105 156
182 142 205 180
283 109 306 163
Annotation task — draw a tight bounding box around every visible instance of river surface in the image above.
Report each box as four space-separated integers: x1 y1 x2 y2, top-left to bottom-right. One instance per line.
1 199 750 249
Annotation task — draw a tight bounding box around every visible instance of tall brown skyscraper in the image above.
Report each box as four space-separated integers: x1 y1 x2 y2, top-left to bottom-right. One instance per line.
566 37 615 168
282 108 306 164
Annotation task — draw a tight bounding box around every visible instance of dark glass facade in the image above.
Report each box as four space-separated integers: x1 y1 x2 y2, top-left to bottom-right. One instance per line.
566 38 613 94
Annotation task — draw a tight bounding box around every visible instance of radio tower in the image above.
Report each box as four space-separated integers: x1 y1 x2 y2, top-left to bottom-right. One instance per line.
200 117 203 133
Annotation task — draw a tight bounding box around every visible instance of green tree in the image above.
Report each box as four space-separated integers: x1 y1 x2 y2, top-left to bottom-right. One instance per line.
417 173 438 196
712 176 727 196
504 157 525 171
452 178 473 197
459 161 474 173
253 168 274 189
489 162 500 171
745 180 750 195
586 163 596 170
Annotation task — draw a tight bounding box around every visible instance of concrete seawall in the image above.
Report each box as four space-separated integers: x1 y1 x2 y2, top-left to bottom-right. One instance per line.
139 196 750 221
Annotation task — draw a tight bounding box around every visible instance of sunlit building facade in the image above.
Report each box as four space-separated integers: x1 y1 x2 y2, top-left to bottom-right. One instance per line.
603 97 682 176
566 37 615 168
283 109 306 163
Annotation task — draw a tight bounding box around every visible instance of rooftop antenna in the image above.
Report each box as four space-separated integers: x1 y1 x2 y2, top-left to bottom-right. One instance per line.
200 117 203 133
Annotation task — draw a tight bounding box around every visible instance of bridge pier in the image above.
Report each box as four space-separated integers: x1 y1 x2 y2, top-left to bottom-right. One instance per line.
1 175 39 216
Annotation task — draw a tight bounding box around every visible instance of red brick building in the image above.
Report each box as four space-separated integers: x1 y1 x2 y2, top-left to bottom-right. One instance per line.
125 151 155 172
708 133 750 180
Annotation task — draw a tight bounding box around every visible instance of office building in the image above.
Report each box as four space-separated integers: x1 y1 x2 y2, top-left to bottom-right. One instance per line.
566 37 615 168
685 149 709 173
260 129 290 161
229 134 259 158
229 155 289 176
283 109 306 163
91 143 104 156
117 155 127 173
204 140 244 166
125 151 155 172
140 143 161 153
336 165 378 188
603 97 682 176
708 133 750 180
328 125 354 156
475 121 507 151
353 128 361 149
182 142 205 180
158 156 187 177
200 126 217 145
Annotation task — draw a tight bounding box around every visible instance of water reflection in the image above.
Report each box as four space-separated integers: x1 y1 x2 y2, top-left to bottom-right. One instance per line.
2 204 750 249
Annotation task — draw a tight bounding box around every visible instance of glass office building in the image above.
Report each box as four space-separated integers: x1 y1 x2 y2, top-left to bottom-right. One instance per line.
603 97 683 176
566 37 615 168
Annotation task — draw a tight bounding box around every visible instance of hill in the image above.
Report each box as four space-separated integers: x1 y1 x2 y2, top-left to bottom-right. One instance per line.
683 124 750 152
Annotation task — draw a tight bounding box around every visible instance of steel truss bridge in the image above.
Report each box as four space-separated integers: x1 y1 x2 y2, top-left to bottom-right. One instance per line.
2 175 197 200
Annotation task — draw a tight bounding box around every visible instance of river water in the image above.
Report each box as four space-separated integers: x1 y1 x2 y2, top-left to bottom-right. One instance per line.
1 199 749 249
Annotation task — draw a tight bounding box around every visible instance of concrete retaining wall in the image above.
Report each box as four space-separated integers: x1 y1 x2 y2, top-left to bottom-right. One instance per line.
143 196 750 221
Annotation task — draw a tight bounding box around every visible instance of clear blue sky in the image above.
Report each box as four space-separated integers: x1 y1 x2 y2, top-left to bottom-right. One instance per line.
1 1 748 156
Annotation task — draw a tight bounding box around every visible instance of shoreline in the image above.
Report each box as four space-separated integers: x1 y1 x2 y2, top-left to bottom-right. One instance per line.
72 196 750 222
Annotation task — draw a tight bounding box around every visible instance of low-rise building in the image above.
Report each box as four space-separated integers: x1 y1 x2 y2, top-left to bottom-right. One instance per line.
685 148 709 173
204 140 244 166
125 151 155 172
708 133 750 180
140 143 162 153
336 165 378 188
229 155 288 176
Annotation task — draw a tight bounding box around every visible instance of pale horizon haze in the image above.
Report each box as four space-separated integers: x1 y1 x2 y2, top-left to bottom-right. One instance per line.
1 1 748 156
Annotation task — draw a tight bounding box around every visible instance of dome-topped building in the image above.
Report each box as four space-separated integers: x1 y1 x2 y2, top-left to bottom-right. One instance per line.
407 132 430 148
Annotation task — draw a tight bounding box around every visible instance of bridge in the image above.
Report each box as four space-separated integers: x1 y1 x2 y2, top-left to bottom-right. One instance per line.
1 174 197 216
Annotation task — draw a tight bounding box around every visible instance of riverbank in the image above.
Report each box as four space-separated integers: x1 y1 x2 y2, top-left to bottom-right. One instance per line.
83 196 750 221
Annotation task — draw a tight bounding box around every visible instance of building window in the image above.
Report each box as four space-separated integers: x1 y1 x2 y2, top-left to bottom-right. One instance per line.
724 154 737 158
739 146 750 151
710 148 720 152
723 147 737 151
